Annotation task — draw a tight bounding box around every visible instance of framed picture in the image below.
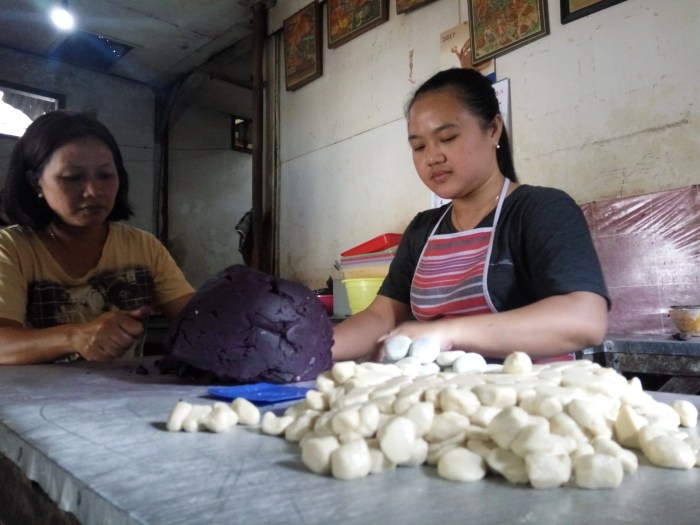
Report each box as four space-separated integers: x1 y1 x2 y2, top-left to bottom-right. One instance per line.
397 0 436 15
467 0 549 64
283 1 323 91
0 80 64 139
560 0 628 24
327 0 389 49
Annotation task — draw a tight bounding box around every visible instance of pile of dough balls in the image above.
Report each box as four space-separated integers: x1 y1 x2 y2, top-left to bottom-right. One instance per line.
166 397 262 433
259 351 699 488
165 350 699 490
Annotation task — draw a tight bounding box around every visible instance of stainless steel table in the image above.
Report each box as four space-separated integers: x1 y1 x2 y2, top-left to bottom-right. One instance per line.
1 358 698 525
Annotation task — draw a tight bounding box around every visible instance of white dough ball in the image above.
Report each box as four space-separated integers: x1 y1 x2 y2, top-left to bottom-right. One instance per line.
232 397 261 426
672 399 698 428
384 335 413 362
573 454 624 489
378 416 417 464
420 362 441 376
395 356 422 376
486 448 529 484
261 412 295 436
525 452 572 489
643 435 696 469
331 439 372 480
437 447 486 482
453 353 487 373
408 336 441 364
182 404 212 432
301 435 340 475
503 351 533 375
201 404 238 433
436 350 467 367
166 401 193 432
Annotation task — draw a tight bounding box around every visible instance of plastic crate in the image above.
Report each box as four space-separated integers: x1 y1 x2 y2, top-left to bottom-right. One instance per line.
341 233 402 257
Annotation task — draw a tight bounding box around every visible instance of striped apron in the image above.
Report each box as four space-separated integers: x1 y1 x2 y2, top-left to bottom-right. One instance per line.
411 180 510 322
410 179 573 363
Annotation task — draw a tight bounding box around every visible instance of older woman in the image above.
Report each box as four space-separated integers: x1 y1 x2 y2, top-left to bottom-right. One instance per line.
0 111 194 364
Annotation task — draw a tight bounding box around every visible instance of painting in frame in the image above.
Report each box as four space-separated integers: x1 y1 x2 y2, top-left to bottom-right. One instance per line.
396 0 437 15
560 0 628 24
283 1 322 91
327 0 389 49
467 0 549 64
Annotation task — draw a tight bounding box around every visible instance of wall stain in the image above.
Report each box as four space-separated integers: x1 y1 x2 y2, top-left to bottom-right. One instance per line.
591 115 690 146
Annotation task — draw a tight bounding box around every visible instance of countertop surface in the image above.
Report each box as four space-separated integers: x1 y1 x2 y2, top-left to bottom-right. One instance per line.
1 358 699 525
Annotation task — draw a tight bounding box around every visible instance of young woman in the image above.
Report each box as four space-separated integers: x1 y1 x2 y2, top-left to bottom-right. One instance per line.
0 111 194 364
333 68 609 362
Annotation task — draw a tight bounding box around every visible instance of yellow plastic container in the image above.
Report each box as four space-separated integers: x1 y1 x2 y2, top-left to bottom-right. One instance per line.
343 277 384 315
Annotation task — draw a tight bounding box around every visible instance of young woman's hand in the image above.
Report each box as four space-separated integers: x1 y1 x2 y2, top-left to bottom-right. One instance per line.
380 319 455 354
380 292 608 361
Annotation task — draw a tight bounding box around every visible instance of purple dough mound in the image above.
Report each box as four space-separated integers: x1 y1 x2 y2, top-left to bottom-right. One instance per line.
163 265 334 383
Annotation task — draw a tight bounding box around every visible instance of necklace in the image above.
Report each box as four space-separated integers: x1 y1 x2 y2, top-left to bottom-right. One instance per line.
452 191 501 231
45 223 108 276
452 210 467 232
46 223 108 255
47 224 60 245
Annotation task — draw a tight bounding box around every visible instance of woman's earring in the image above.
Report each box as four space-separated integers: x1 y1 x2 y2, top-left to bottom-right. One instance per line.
496 144 500 150
37 192 44 199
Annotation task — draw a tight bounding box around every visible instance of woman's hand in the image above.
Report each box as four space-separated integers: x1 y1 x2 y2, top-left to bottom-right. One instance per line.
0 305 153 365
73 306 151 361
332 296 410 362
380 319 456 352
380 292 608 361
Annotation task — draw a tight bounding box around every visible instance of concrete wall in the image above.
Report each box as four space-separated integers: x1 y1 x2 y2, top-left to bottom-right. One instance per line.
168 105 252 288
0 47 252 289
0 47 156 232
268 0 700 290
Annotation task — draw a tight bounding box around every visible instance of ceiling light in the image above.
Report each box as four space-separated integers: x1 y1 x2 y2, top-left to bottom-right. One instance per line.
50 1 75 31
